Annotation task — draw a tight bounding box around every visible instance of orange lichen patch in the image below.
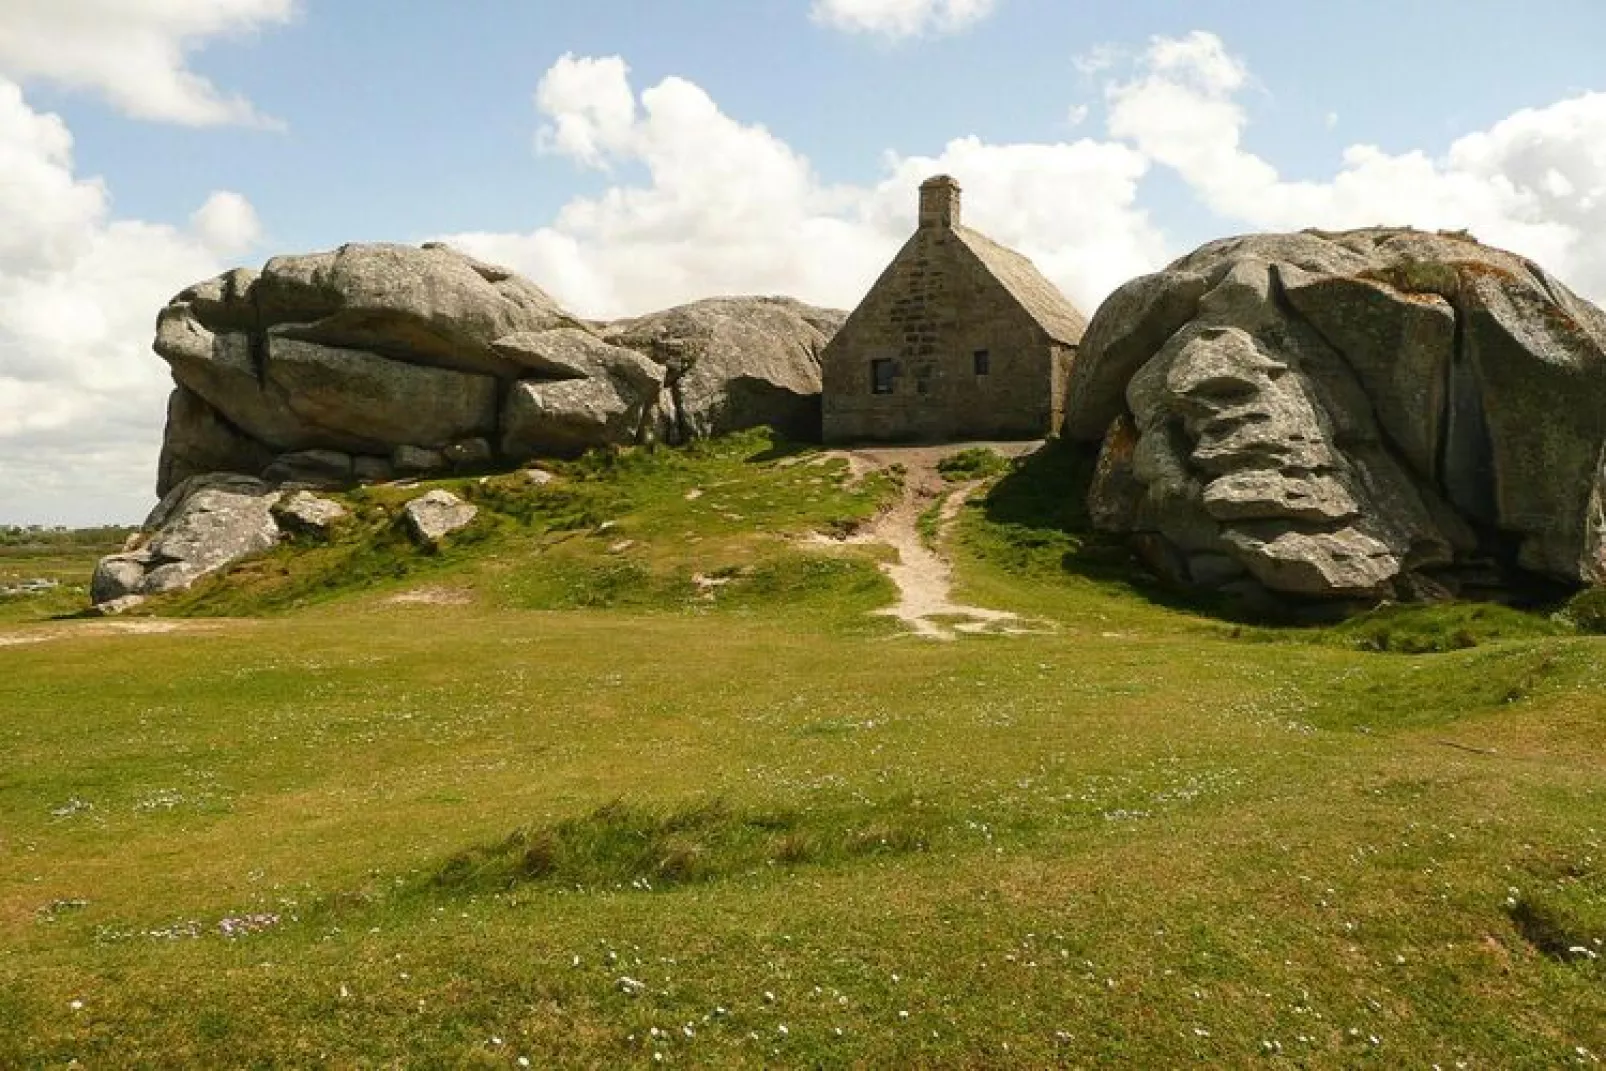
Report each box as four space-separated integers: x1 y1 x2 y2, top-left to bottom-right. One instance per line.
1539 302 1602 350
1347 270 1450 306
1456 260 1525 285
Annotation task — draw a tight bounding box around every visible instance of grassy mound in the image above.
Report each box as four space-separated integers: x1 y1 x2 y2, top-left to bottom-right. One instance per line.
428 797 937 896
155 430 899 627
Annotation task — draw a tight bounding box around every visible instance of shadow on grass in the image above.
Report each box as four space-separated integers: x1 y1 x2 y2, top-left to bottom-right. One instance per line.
973 439 1245 618
978 440 1581 648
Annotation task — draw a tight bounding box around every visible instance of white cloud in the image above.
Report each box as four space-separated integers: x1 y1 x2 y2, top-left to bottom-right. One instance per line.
1107 31 1606 301
534 54 639 167
0 0 294 126
0 79 261 524
446 55 1164 320
191 191 263 256
1074 44 1125 79
810 0 997 39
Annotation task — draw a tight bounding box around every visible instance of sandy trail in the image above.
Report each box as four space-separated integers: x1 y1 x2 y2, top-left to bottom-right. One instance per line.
0 619 227 649
816 442 1045 640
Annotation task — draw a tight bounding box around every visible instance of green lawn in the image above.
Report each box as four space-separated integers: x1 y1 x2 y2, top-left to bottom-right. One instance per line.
1 434 1601 1067
0 527 132 624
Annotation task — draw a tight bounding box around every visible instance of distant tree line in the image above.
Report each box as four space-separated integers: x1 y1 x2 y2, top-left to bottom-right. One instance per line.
0 524 137 549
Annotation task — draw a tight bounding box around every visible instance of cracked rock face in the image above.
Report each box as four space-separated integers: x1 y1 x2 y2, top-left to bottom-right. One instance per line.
91 475 284 606
151 244 845 496
1064 228 1606 602
605 297 845 445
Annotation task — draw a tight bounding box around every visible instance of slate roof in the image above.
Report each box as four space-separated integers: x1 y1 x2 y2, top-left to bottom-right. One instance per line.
953 225 1089 346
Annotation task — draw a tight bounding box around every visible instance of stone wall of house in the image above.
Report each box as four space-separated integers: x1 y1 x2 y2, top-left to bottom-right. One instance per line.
821 226 1060 443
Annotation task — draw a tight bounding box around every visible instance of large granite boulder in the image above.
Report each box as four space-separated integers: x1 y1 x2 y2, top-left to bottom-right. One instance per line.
606 297 845 443
495 328 667 458
1064 228 1606 603
251 242 574 378
152 245 846 496
91 475 283 607
156 385 275 495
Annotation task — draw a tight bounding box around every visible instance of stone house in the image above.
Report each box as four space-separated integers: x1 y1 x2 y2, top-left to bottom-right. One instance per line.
821 175 1088 443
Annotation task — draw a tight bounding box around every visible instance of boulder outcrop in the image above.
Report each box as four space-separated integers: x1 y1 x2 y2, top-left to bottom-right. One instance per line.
152 243 845 494
1064 228 1606 604
89 477 476 608
91 475 282 607
606 297 845 444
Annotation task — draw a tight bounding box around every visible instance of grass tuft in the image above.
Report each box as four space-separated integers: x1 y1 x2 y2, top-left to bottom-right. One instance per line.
937 447 1010 482
1317 600 1571 653
425 797 935 895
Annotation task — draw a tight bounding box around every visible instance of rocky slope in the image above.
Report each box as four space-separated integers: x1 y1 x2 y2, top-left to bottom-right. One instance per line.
1063 227 1606 604
154 242 843 496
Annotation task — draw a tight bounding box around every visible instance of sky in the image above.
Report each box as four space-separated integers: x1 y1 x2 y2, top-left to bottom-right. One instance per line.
3 0 1606 526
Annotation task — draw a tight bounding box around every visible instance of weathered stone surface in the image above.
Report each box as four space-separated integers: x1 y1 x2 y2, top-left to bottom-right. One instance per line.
391 444 445 474
272 490 348 535
501 377 641 459
492 328 665 395
1067 227 1606 603
253 243 571 378
156 385 275 498
91 475 283 605
90 594 149 616
609 297 844 443
155 305 315 450
90 551 151 605
265 333 498 449
1063 269 1209 441
262 449 354 489
443 437 494 469
352 455 393 483
402 489 477 545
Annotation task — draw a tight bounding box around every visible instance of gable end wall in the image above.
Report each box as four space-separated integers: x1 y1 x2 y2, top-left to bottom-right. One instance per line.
821 228 1061 442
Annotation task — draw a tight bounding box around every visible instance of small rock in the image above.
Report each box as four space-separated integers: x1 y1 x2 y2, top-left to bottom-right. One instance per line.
91 552 151 603
272 490 349 536
89 594 148 616
608 539 636 554
525 468 556 486
403 490 477 545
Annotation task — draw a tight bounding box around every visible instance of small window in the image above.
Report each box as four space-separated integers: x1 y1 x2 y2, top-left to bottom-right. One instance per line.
973 350 991 376
871 358 895 395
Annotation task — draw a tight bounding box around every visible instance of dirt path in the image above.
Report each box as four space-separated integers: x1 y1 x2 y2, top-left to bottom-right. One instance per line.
0 618 230 649
816 442 1046 640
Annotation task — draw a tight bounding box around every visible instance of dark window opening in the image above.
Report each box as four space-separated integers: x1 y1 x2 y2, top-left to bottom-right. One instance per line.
916 375 930 395
871 358 895 395
973 350 991 376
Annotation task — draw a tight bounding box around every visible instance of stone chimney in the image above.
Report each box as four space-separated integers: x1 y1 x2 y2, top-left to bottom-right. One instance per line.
918 175 961 230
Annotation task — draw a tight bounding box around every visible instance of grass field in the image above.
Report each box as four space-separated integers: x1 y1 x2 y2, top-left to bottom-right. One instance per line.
1 434 1602 1067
